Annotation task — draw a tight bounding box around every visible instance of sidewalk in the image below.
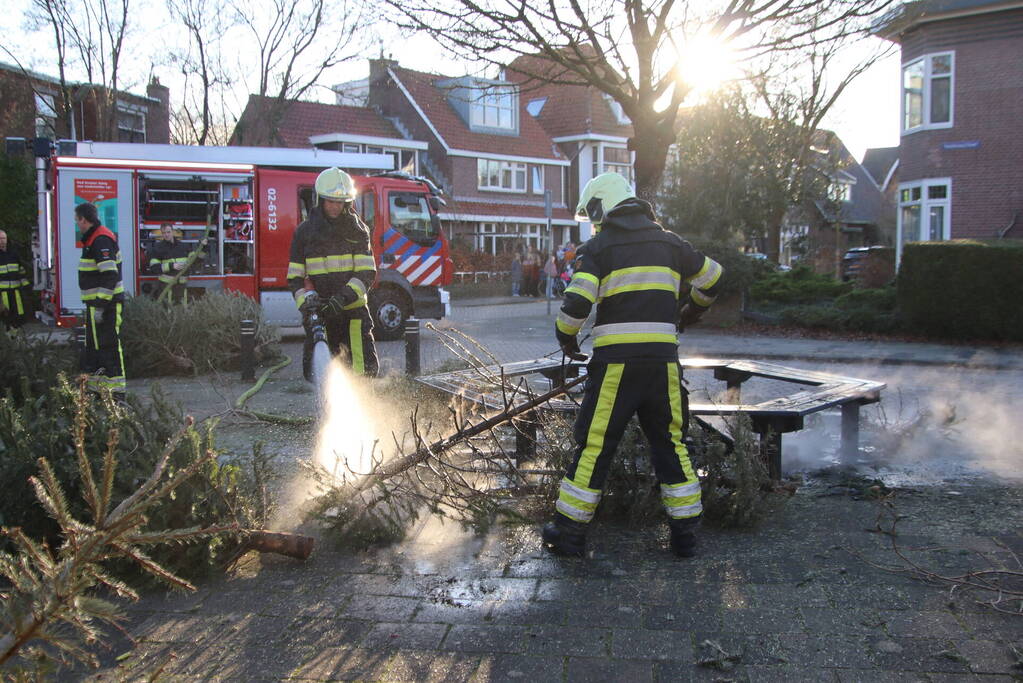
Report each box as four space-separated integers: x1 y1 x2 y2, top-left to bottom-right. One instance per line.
451 296 1023 372
46 300 1023 681
81 484 1023 681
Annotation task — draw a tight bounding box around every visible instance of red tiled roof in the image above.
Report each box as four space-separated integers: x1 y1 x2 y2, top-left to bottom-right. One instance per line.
390 66 564 161
507 54 633 140
440 199 574 222
234 95 402 148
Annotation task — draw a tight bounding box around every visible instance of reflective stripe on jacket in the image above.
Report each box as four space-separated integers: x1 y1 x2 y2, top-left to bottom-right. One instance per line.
78 225 124 306
287 206 376 310
556 199 723 362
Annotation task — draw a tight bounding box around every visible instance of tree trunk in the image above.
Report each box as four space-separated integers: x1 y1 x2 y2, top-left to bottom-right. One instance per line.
765 206 786 263
629 112 675 203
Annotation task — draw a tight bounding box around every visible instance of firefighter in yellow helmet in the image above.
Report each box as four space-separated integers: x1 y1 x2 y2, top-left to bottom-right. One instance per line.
542 172 724 558
287 167 379 378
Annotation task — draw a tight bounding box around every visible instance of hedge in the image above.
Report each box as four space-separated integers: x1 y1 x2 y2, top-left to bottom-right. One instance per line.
898 240 1023 341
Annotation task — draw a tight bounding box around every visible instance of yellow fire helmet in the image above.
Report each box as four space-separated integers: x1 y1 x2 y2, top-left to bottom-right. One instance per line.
575 172 635 225
314 167 357 202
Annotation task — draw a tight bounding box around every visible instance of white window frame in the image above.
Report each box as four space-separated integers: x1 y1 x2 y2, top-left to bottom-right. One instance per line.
35 92 57 138
116 101 146 143
901 51 954 134
897 177 951 263
831 180 853 203
592 143 634 185
531 165 544 195
478 158 527 193
470 84 517 131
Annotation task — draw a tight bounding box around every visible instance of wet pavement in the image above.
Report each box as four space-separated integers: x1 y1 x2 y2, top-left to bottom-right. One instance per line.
50 298 1023 680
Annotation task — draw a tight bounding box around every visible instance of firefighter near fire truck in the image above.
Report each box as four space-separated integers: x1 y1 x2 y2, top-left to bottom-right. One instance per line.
288 167 379 379
543 173 724 559
75 202 127 398
148 223 191 303
0 229 30 328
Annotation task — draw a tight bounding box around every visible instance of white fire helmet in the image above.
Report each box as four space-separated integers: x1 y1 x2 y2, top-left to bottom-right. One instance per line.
314 167 357 202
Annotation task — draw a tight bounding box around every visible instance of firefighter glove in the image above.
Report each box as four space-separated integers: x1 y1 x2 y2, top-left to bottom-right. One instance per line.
299 291 321 314
677 302 705 332
557 333 588 362
339 286 359 307
322 295 346 316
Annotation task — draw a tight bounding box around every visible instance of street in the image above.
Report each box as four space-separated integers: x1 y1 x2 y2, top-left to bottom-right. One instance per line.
375 299 1023 485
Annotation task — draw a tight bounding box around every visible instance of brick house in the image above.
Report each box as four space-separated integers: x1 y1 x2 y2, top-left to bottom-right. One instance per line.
366 59 574 254
505 53 634 244
230 94 427 175
875 0 1023 262
779 133 888 272
0 61 169 145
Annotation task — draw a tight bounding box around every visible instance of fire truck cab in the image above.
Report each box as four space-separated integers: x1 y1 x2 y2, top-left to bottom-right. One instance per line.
34 141 452 339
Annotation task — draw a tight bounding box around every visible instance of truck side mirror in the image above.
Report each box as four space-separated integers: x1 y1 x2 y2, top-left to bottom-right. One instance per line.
428 196 442 212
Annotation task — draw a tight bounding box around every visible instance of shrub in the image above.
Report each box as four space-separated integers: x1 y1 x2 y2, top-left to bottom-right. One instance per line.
898 240 1023 341
834 285 897 312
121 291 282 377
750 265 852 304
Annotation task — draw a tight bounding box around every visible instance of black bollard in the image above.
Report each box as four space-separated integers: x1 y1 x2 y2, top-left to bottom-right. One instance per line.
240 319 256 381
74 324 87 368
404 317 421 377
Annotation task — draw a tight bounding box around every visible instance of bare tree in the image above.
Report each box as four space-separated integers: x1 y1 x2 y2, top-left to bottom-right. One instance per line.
229 0 369 146
749 37 892 262
379 0 896 202
26 0 134 141
167 0 233 145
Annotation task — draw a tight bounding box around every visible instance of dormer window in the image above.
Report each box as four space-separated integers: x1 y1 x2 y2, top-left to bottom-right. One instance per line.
470 84 517 131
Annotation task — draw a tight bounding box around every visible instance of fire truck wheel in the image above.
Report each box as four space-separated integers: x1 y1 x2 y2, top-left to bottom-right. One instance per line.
369 287 410 341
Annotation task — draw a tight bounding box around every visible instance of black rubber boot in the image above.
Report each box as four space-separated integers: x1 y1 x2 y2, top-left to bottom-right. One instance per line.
541 514 587 557
668 519 698 558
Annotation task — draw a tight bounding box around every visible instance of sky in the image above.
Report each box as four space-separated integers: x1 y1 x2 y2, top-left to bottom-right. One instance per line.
0 0 902 162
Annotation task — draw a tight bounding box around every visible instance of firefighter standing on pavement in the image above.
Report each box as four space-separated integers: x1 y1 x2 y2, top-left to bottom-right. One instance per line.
543 173 724 558
75 202 126 397
288 167 379 378
0 230 31 328
149 223 190 303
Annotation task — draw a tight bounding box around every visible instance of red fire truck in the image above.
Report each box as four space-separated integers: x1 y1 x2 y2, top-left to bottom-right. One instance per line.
33 141 453 339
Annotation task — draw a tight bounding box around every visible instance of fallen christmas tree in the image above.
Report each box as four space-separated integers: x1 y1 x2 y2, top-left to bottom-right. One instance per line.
302 328 782 549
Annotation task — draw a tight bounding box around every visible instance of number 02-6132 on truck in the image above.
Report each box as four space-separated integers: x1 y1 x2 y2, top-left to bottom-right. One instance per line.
35 141 453 339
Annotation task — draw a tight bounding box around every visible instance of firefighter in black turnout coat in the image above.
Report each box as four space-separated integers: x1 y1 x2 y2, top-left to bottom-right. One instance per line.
0 230 30 327
288 167 379 378
542 173 724 558
75 202 126 397
149 222 191 303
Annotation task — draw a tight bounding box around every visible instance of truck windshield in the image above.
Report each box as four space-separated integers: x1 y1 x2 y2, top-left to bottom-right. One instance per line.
389 191 439 246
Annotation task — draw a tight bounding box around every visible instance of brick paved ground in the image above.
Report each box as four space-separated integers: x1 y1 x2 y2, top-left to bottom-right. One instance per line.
77 481 1023 682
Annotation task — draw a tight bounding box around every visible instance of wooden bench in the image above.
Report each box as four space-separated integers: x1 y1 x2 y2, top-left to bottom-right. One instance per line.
415 357 885 479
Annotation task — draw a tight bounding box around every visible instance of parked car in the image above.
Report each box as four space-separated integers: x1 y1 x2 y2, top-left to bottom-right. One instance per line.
841 246 892 283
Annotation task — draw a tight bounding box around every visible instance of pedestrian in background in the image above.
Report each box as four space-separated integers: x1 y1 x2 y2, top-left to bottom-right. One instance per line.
542 252 558 297
0 229 31 328
523 246 540 296
510 250 522 296
75 202 126 398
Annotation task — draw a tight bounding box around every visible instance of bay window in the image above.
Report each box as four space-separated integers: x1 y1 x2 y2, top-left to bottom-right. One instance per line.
902 52 953 132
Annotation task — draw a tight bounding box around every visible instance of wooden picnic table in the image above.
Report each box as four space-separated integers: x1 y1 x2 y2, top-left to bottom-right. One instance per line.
415 357 885 480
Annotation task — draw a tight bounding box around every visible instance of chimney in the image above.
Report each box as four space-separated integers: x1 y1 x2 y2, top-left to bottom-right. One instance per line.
147 76 171 143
